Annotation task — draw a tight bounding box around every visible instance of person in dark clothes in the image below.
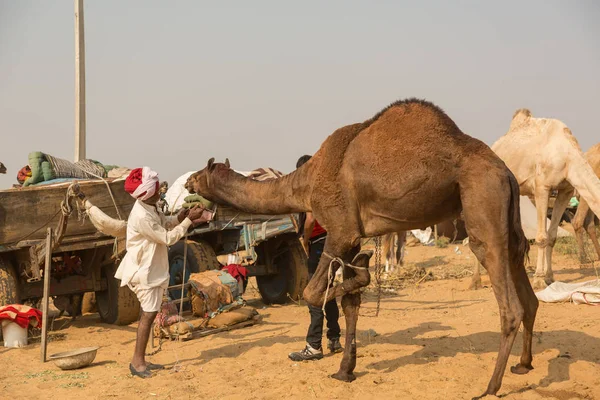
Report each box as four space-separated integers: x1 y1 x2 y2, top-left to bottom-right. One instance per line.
289 155 343 361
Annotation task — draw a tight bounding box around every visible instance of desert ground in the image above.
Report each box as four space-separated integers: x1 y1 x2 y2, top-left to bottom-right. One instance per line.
1 228 599 400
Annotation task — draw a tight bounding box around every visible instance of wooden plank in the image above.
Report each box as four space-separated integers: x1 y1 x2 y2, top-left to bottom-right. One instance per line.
0 180 133 245
184 315 262 341
40 228 52 362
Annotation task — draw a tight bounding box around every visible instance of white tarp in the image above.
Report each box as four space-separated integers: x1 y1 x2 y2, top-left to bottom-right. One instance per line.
536 280 600 305
411 227 433 245
519 196 571 240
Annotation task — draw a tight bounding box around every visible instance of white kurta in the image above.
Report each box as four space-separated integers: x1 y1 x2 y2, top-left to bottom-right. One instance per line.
115 200 192 290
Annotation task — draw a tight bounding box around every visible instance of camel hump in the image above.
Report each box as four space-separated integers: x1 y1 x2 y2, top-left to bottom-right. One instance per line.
510 108 532 126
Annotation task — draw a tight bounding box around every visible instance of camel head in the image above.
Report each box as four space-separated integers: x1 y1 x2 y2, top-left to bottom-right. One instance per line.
0 162 6 174
185 157 231 199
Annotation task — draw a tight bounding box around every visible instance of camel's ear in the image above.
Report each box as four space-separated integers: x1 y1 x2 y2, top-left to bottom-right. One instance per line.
207 158 215 171
224 158 230 169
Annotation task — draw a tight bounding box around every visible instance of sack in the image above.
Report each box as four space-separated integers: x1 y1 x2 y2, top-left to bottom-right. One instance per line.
207 307 258 329
188 270 234 317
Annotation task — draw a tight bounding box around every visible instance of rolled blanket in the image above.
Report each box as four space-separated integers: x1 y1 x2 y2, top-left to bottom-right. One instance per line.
46 155 106 180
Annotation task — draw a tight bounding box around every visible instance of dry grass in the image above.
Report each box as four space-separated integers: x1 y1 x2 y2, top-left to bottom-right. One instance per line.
367 256 474 294
554 236 579 256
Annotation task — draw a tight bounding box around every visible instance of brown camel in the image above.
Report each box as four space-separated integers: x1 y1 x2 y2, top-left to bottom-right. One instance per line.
185 99 538 399
572 143 600 262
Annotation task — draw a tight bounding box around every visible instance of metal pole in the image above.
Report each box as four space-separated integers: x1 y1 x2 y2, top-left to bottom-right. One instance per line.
40 228 53 362
74 0 86 161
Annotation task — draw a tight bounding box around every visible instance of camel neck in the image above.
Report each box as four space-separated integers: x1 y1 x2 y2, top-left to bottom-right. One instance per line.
209 166 313 214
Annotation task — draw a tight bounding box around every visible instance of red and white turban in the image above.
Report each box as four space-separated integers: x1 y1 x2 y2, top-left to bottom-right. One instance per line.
124 167 159 201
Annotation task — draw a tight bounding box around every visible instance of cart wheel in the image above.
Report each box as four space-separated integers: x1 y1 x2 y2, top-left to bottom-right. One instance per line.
167 240 220 303
96 263 140 325
0 257 19 307
256 236 308 304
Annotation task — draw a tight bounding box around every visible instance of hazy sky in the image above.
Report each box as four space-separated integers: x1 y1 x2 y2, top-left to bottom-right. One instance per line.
1 1 599 189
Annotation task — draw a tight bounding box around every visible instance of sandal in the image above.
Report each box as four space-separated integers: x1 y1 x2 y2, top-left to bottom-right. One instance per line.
129 363 152 379
146 362 164 371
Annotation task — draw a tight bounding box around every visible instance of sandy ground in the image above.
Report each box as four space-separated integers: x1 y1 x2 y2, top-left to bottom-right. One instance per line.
1 237 599 400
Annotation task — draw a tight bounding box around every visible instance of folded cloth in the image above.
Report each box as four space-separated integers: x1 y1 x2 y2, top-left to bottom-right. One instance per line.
183 195 214 209
536 280 600 305
17 166 32 184
154 301 183 328
0 304 43 328
222 264 248 282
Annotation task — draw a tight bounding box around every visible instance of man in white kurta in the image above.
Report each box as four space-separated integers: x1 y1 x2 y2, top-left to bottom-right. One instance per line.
116 167 205 378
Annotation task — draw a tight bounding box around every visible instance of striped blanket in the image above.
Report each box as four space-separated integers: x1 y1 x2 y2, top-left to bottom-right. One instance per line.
45 155 106 179
246 167 284 181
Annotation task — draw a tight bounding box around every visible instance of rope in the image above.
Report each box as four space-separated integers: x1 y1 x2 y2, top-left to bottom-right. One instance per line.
319 251 370 314
322 256 335 313
178 237 188 331
375 236 383 317
75 168 123 220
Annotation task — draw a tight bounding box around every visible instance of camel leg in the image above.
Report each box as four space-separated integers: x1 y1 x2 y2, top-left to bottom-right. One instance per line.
543 189 572 284
323 251 372 303
303 245 371 383
383 234 392 273
510 254 539 375
396 231 406 267
585 212 600 262
460 171 527 399
469 258 483 290
474 251 523 399
532 187 551 290
331 254 372 382
303 237 359 309
572 200 590 264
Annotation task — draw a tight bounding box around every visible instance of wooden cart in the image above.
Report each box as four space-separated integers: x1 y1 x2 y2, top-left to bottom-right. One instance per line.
0 179 307 325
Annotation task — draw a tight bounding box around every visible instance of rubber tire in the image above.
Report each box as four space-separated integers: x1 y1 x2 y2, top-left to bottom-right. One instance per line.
0 257 20 307
256 237 308 304
96 263 140 325
167 240 220 301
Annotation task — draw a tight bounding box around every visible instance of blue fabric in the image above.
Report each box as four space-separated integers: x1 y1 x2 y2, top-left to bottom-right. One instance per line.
31 178 79 186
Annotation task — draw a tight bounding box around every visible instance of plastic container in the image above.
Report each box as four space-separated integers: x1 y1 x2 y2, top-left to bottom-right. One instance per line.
1 320 28 348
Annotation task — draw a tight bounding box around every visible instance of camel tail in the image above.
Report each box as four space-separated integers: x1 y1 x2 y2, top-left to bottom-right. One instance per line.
508 172 530 270
567 148 600 219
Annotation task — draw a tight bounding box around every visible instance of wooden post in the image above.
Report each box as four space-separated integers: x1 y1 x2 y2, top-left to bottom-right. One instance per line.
74 0 86 162
40 228 53 362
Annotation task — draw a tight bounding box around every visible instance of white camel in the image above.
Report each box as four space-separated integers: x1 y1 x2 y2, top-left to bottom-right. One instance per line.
472 109 600 290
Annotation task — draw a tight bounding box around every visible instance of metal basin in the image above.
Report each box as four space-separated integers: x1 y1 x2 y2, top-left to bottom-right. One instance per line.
48 347 99 370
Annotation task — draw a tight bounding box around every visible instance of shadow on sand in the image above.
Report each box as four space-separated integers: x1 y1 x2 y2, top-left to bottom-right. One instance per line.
364 321 600 396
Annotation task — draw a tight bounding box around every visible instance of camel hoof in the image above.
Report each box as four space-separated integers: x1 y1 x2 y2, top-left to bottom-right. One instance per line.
532 277 548 290
511 363 533 375
468 280 483 290
331 371 356 382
